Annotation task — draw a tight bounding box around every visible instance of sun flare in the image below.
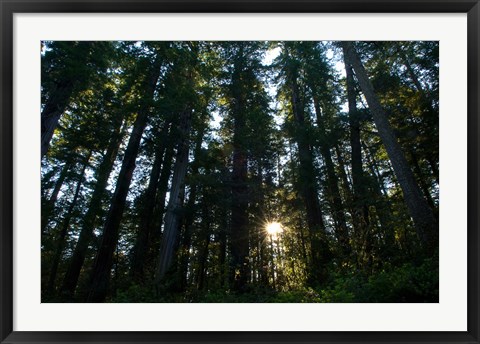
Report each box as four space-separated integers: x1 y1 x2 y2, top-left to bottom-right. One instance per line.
266 222 282 236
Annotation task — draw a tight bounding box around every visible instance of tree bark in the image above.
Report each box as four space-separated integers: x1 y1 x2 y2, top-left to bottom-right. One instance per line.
254 161 269 287
218 204 228 288
42 162 71 235
155 108 193 286
196 201 212 291
408 148 437 211
342 41 438 253
312 97 350 255
333 146 356 217
143 131 177 277
288 67 330 286
344 60 371 262
229 45 251 293
41 81 75 158
362 142 396 254
130 121 172 282
177 123 206 290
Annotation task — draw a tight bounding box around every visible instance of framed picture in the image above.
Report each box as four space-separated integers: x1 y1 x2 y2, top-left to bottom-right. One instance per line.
1 1 478 343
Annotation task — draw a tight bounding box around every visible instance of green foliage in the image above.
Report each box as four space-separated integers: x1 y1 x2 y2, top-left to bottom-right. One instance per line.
112 284 158 303
319 256 439 303
359 257 438 302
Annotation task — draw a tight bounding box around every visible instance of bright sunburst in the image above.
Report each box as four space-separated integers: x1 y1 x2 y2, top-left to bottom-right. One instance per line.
266 222 283 236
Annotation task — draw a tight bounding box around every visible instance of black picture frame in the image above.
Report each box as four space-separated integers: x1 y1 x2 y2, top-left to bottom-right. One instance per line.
1 1 479 343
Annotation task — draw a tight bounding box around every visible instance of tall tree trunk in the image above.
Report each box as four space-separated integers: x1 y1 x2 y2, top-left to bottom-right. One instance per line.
41 81 75 158
218 205 228 288
255 162 269 287
155 108 193 286
46 152 90 295
400 50 426 97
230 45 250 293
312 97 350 255
177 123 206 290
177 186 197 291
59 117 125 299
289 72 330 286
334 146 356 215
144 131 177 277
344 60 371 263
407 148 436 211
42 162 71 235
363 141 389 197
342 42 438 253
230 134 249 293
362 143 396 255
86 58 162 302
130 121 172 282
151 131 176 239
196 201 212 291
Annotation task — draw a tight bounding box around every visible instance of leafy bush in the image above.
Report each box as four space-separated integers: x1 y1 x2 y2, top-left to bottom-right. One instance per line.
112 284 157 303
320 256 439 303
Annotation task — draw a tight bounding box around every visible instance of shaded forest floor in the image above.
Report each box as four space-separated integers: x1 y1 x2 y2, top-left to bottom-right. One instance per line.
109 256 438 303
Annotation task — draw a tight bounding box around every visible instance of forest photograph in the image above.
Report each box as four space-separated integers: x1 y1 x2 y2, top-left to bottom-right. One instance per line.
41 40 439 303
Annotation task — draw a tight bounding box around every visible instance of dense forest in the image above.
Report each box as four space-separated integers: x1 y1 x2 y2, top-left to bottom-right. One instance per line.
41 41 439 303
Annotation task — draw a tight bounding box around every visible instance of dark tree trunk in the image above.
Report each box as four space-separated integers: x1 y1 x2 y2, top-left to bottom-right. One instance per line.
428 158 439 186
155 108 193 286
218 206 228 288
154 149 174 217
42 162 71 235
177 187 197 291
362 142 396 254
144 131 177 276
86 58 162 302
230 138 249 292
59 117 125 299
344 61 371 263
41 81 75 158
363 141 389 197
342 41 438 253
401 51 426 97
196 201 212 291
47 163 70 206
312 97 350 255
333 146 356 214
255 162 269 287
289 72 330 286
177 124 206 290
408 148 437 211
230 45 250 293
46 152 90 295
130 121 172 282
